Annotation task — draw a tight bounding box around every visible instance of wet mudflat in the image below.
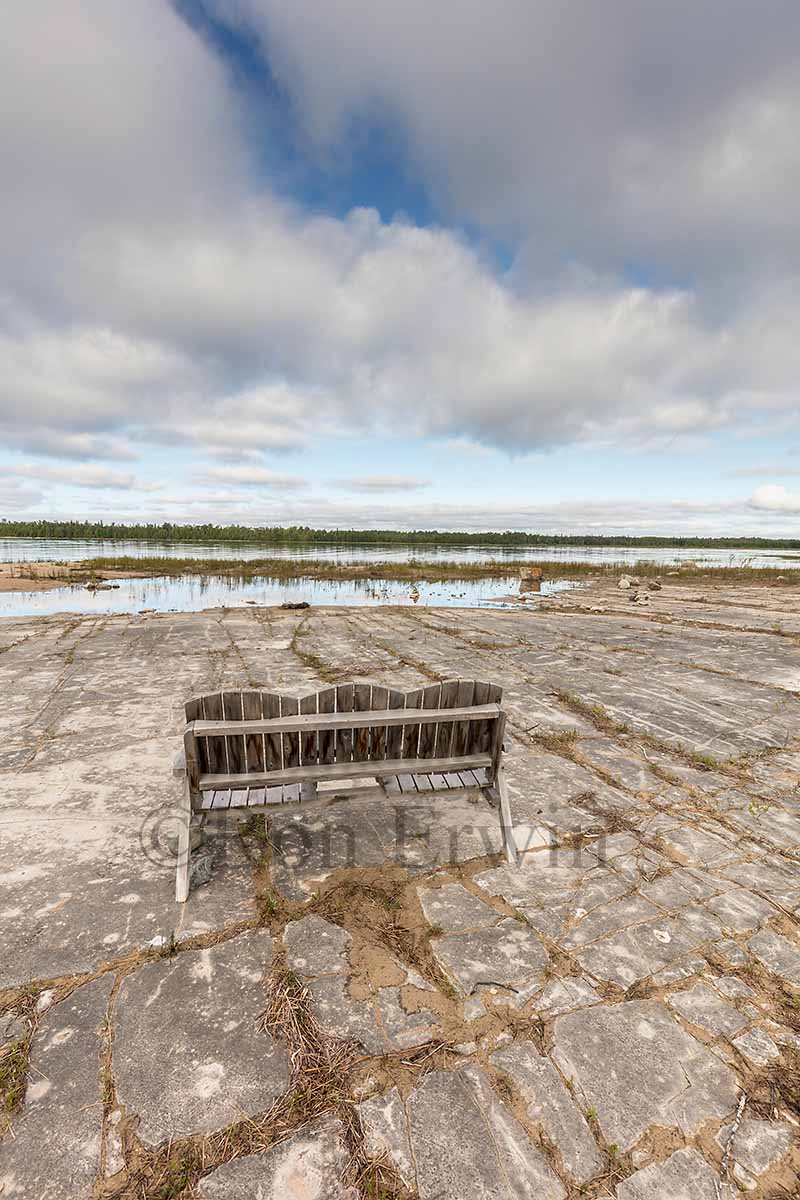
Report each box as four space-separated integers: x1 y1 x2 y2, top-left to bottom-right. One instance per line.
1 576 799 1198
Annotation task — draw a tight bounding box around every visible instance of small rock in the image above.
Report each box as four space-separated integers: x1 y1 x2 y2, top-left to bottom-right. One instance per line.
164 827 206 856
618 576 632 589
35 989 56 1015
280 600 310 609
732 1027 780 1066
189 851 214 890
648 580 662 591
0 1011 27 1044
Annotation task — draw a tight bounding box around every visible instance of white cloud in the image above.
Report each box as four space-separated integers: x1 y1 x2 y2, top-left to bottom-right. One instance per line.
1 1 800 531
203 465 307 488
212 1 800 278
8 463 156 491
749 485 800 513
332 475 431 493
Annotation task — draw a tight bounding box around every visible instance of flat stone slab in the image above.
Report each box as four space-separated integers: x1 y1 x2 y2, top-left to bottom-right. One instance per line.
406 1066 565 1199
491 1041 604 1183
114 931 289 1146
704 888 777 933
667 981 748 1038
358 1087 416 1190
551 1001 739 1151
616 1148 725 1199
0 976 113 1199
431 918 550 996
417 882 499 933
197 1118 357 1199
716 1117 793 1177
534 976 601 1017
575 910 724 987
748 929 800 985
731 1027 780 1066
283 913 351 976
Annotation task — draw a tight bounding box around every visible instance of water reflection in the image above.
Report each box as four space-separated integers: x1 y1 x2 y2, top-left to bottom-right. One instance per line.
0 572 580 618
2 536 798 570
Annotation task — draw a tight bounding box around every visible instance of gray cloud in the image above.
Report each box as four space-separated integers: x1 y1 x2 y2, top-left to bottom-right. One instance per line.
1 1 800 528
8 463 156 491
332 475 431 493
202 465 308 489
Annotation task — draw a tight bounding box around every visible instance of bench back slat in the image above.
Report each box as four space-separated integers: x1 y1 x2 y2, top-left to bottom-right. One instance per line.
184 680 503 788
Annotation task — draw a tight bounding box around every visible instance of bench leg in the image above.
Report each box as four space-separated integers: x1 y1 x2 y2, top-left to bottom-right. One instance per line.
495 764 518 867
175 779 192 903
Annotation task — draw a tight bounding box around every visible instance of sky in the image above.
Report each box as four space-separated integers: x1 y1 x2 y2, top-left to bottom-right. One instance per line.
1 0 800 536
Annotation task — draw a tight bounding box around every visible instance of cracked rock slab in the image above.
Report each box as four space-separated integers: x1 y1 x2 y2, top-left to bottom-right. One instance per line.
283 914 351 976
731 1026 780 1066
114 931 288 1146
551 1001 738 1151
358 1087 416 1190
716 1118 794 1177
748 929 800 986
491 1041 604 1184
534 976 601 1017
407 1066 565 1199
431 917 549 996
417 882 499 933
0 976 113 1200
197 1117 357 1199
616 1148 726 1199
667 981 748 1039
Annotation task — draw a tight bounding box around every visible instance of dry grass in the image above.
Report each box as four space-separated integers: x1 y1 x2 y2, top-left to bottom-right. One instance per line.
38 554 800 586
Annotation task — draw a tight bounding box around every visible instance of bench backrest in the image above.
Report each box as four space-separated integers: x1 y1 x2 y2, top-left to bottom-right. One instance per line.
183 680 503 786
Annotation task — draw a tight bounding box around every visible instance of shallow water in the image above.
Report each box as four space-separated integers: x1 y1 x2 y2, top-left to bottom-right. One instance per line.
2 536 798 569
0 572 578 618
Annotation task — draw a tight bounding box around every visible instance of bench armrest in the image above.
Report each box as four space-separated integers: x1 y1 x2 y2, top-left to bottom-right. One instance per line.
173 747 187 778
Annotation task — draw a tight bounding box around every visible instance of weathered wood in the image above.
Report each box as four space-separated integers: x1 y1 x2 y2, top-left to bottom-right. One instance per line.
179 680 511 901
434 679 459 759
385 688 405 759
175 773 192 903
318 686 336 764
202 693 227 775
370 684 389 760
353 682 371 761
223 691 245 775
281 695 300 769
452 679 476 757
198 752 493 792
300 692 318 769
335 683 354 763
495 762 518 867
401 687 424 759
418 682 442 759
242 691 265 774
263 692 282 771
190 703 500 738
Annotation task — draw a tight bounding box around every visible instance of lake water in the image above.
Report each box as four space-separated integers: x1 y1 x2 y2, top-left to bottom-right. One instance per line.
0 535 796 618
0 572 577 618
2 536 798 569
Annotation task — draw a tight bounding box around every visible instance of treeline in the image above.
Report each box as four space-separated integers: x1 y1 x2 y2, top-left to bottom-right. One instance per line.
1 519 797 550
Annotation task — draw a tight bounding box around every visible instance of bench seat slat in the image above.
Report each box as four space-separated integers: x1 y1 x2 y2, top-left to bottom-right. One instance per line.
198 752 493 793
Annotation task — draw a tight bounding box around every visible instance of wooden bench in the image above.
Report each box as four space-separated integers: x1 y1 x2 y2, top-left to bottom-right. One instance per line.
173 679 515 901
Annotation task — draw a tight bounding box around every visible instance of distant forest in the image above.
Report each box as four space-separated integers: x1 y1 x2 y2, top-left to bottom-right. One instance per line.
1 519 798 550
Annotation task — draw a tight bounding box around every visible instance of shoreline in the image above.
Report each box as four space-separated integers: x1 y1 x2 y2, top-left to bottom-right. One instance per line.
1 555 798 595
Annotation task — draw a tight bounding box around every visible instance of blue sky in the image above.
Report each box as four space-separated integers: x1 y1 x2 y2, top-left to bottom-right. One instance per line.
2 1 800 535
